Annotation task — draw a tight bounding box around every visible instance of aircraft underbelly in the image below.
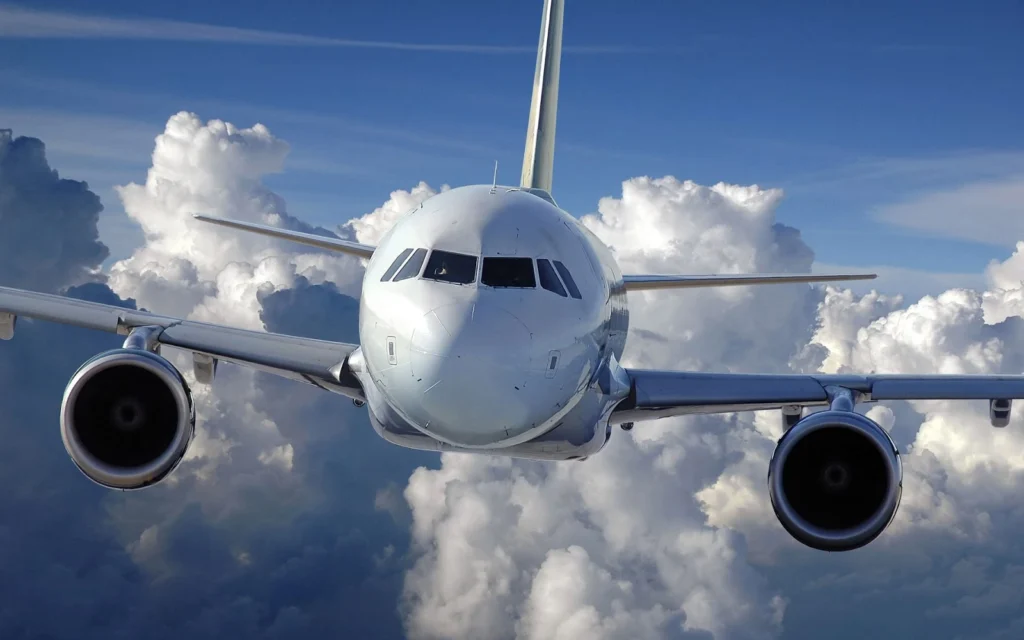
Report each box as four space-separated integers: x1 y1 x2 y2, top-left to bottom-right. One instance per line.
364 381 612 461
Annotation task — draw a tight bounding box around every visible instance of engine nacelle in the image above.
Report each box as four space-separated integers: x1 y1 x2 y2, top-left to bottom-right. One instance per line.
60 349 195 490
768 410 902 551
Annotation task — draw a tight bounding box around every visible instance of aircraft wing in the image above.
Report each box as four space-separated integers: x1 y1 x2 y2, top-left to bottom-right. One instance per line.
611 369 1024 425
0 285 364 399
193 214 376 259
621 273 876 292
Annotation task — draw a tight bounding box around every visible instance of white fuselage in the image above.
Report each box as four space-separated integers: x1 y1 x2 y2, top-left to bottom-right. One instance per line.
350 185 631 460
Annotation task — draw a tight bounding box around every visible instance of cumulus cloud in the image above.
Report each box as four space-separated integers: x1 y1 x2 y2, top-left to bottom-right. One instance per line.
6 110 1024 640
108 112 363 320
391 175 1024 640
582 178 820 374
0 115 428 638
395 177 822 640
341 180 447 246
0 130 108 292
99 112 446 638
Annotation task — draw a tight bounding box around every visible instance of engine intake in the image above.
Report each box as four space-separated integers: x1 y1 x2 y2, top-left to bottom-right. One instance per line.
768 410 902 551
60 349 195 490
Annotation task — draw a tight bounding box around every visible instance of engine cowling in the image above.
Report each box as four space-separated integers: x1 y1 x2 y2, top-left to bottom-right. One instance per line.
60 349 195 490
768 410 902 551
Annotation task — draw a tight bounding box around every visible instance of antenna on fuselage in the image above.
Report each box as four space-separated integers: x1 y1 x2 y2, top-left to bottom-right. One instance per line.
520 0 563 198
492 160 499 191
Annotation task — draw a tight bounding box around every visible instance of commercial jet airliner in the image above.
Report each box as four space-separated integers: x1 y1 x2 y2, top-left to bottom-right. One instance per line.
2 0 1022 552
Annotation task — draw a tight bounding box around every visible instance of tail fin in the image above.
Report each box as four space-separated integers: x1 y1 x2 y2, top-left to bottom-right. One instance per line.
520 0 564 196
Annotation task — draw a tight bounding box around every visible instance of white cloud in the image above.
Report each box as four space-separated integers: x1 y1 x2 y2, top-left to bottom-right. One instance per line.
93 112 425 636
107 111 363 320
10 107 1024 638
89 115 1024 638
343 181 446 246
95 111 371 537
986 241 1024 292
984 243 1024 325
800 285 904 374
392 174 1024 639
398 177 822 640
258 444 295 472
1 118 419 638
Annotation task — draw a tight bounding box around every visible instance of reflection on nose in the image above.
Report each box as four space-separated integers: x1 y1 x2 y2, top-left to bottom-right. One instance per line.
406 302 534 447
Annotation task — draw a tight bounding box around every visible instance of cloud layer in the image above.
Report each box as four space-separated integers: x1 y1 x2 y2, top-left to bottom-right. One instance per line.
4 113 1024 639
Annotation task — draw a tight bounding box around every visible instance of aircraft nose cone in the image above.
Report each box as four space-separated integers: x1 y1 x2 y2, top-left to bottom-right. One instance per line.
407 302 534 446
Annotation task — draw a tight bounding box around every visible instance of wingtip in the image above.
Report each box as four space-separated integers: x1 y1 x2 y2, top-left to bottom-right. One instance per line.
192 213 226 226
824 273 877 281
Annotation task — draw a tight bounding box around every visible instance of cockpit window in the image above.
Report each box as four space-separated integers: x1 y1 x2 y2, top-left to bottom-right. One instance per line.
537 259 567 297
424 250 477 285
394 248 428 281
482 257 536 288
553 260 582 299
381 248 413 282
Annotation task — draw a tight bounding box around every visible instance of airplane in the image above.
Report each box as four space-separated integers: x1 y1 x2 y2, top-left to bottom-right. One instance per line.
2 0 1023 554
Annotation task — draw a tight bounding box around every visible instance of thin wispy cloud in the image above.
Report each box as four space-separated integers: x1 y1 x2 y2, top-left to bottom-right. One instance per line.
872 175 1024 247
0 4 659 54
783 149 1024 194
813 261 985 300
0 70 505 158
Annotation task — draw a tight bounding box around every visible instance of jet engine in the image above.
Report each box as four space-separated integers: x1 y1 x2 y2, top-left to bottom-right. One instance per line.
60 349 195 490
768 409 902 551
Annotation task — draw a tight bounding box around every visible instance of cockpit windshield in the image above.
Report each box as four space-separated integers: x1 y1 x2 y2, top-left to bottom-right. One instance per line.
482 257 536 288
424 250 477 285
536 259 567 297
381 248 414 282
384 250 582 299
553 260 582 299
394 248 427 281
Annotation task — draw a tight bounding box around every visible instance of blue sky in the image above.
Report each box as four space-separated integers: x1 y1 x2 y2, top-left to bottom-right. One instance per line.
7 4 1024 638
2 0 1022 289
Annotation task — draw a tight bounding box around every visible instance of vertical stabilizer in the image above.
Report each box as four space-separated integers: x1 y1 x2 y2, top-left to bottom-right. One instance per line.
520 0 564 195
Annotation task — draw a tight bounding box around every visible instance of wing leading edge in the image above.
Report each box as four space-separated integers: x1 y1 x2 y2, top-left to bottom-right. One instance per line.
611 369 1024 425
0 285 364 399
193 214 375 259
622 273 876 292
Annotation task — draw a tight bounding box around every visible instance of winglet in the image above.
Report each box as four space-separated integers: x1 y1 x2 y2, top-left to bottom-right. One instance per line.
520 0 564 196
